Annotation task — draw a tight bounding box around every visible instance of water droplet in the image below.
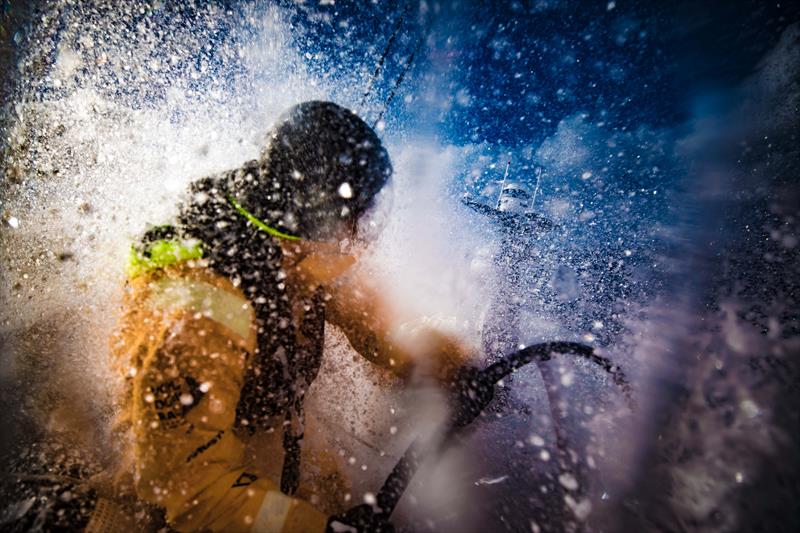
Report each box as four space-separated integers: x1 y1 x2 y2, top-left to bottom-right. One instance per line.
338 182 353 199
559 473 579 491
539 450 550 461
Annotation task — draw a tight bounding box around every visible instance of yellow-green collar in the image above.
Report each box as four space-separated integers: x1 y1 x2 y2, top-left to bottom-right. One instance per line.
126 238 203 278
126 196 299 278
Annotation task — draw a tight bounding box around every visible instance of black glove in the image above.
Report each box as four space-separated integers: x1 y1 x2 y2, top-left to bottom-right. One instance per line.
447 365 495 427
326 504 395 533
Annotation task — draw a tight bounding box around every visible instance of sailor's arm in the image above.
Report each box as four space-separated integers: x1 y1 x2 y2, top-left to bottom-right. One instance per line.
326 273 474 381
281 240 473 380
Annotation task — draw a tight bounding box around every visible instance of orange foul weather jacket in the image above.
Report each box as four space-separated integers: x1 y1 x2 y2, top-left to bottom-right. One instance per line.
111 260 332 532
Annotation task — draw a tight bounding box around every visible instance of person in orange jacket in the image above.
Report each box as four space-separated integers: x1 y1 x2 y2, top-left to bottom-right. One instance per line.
107 101 471 532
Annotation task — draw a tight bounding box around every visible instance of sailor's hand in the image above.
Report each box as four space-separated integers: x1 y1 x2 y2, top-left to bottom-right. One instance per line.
326 504 395 533
447 365 495 427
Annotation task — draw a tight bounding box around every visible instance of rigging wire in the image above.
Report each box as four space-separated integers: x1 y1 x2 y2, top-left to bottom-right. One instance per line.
371 25 428 129
360 2 437 129
359 1 412 109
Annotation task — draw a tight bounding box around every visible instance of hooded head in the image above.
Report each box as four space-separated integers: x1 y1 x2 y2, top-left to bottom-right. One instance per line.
227 100 393 242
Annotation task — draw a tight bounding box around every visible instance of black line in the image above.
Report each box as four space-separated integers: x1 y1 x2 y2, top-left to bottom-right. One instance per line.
359 1 412 108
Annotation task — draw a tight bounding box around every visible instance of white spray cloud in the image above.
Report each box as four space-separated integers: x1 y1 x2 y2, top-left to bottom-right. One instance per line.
0 3 329 434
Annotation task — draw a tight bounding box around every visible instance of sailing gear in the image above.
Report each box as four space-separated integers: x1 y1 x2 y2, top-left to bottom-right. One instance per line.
127 235 204 278
228 195 301 241
111 262 334 532
227 100 393 242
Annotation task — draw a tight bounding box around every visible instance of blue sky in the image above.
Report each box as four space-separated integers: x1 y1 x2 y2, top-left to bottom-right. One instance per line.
287 0 796 142
278 0 797 238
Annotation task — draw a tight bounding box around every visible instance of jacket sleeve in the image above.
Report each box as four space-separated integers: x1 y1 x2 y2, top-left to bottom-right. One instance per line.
131 312 328 532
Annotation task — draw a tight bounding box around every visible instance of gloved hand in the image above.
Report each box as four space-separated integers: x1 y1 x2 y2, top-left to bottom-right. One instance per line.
447 365 495 427
326 504 395 533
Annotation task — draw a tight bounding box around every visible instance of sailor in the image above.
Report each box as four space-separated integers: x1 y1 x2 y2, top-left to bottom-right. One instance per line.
107 101 472 532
